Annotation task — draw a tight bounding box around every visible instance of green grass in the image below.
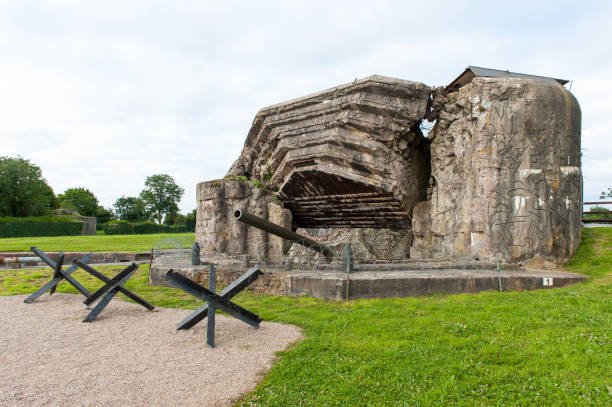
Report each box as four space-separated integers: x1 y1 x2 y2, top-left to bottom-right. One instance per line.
1 228 610 406
584 214 612 220
0 232 194 252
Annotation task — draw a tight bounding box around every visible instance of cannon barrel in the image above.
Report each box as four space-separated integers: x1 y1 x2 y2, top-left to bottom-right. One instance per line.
232 209 333 257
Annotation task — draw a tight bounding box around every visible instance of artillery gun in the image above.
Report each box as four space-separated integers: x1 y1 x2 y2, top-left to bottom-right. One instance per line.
232 209 333 258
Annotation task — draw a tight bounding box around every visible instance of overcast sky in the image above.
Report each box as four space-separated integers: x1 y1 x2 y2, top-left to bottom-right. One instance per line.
1 0 610 213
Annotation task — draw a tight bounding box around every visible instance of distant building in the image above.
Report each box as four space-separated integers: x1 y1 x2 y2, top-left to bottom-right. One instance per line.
446 65 568 92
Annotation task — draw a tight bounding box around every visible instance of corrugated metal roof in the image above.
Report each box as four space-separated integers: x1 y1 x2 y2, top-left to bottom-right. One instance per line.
446 66 569 91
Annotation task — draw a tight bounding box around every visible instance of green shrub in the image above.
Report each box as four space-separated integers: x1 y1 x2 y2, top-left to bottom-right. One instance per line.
0 216 83 238
103 220 132 235
103 221 186 235
584 205 612 220
185 209 196 232
169 225 187 233
134 222 164 234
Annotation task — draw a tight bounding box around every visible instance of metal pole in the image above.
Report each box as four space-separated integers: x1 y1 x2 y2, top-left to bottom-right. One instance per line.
207 264 216 348
496 254 503 292
232 209 333 257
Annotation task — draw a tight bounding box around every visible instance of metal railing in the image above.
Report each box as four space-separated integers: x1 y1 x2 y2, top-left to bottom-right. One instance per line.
583 201 612 224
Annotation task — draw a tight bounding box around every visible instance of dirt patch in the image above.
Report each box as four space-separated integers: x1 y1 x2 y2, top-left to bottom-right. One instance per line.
593 241 603 254
0 294 302 407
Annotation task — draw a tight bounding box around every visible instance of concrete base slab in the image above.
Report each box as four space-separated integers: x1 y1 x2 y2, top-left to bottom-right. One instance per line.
149 257 288 295
0 251 154 269
285 269 587 300
149 253 587 300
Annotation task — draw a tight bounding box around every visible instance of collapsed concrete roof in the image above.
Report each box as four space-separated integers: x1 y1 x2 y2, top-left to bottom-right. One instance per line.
227 75 432 228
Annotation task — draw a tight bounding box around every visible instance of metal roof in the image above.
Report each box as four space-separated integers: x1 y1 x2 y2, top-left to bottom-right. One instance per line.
446 66 569 91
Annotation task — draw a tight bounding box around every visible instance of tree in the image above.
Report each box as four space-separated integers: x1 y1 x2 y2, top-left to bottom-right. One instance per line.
185 209 197 231
601 188 612 200
113 196 149 222
0 156 57 217
58 187 99 217
164 209 196 231
96 206 114 224
163 213 184 225
139 174 184 224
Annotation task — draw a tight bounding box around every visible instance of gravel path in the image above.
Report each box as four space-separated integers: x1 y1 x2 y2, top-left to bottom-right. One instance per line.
0 294 302 407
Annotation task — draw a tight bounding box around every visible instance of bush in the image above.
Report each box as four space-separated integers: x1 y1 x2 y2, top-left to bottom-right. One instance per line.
135 222 164 234
103 221 186 235
103 220 132 235
0 216 83 238
585 205 612 220
185 209 196 232
164 209 196 232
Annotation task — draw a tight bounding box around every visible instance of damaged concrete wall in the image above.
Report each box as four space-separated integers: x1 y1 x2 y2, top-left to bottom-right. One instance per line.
411 78 581 264
287 227 413 265
227 75 431 229
195 179 292 261
195 74 582 266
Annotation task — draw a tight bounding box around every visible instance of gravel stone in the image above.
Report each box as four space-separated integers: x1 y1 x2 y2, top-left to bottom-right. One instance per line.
0 294 302 407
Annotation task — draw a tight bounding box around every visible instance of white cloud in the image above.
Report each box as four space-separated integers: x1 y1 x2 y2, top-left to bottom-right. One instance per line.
0 0 610 213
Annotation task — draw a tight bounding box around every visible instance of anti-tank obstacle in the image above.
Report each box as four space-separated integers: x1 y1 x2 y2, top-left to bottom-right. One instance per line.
166 264 263 348
24 247 92 303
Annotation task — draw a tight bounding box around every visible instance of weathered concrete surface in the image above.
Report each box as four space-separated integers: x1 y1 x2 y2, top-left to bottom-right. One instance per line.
227 75 431 229
149 253 586 300
0 251 152 268
285 269 587 300
411 78 582 264
52 209 96 235
149 260 288 295
286 227 413 265
77 216 97 236
195 74 582 267
195 180 292 261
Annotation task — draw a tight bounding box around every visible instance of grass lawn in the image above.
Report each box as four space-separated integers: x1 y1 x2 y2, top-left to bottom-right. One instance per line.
0 232 195 252
1 228 610 406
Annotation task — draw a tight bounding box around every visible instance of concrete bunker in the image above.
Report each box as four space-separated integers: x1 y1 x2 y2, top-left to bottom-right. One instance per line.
193 66 581 268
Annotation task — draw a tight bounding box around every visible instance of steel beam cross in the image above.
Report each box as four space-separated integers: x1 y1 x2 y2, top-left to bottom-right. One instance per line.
24 247 92 303
72 261 155 322
165 264 263 348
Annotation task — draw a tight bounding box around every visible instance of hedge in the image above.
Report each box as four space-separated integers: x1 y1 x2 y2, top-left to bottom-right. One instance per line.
104 221 187 235
185 219 196 232
0 216 83 238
